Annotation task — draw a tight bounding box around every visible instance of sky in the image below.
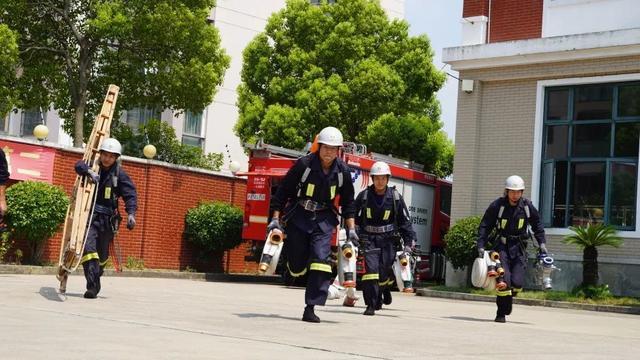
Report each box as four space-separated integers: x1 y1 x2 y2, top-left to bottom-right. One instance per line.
405 0 463 142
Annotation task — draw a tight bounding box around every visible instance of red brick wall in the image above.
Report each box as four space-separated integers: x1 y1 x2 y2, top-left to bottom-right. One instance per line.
488 0 543 43
6 139 257 273
463 0 489 18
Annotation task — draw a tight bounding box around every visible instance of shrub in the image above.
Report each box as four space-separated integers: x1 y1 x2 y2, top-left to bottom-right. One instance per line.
571 284 613 300
444 216 481 270
0 229 12 262
185 202 243 254
5 181 69 264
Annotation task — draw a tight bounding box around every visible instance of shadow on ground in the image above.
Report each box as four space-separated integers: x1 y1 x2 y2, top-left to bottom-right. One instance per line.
234 312 340 324
443 316 531 325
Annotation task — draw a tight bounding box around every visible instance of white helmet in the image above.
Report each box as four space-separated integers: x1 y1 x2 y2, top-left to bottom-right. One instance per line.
370 161 391 176
505 175 525 190
99 138 122 155
317 126 343 147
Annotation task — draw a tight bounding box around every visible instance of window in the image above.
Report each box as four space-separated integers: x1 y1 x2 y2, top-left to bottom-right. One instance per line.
0 113 9 133
123 107 161 130
439 184 451 216
20 108 45 137
182 111 204 148
540 82 640 230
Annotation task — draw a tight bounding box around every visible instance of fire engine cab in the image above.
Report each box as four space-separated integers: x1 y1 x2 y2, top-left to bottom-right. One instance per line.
238 140 452 282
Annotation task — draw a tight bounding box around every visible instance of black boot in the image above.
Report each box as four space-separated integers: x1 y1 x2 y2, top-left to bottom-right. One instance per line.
84 288 97 299
504 295 513 315
363 305 375 316
495 296 507 323
302 305 320 323
382 288 392 305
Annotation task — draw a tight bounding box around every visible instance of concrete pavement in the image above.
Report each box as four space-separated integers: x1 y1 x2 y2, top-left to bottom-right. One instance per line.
1 274 638 359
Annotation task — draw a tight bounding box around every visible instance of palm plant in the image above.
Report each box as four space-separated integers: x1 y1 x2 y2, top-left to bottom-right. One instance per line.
563 224 623 287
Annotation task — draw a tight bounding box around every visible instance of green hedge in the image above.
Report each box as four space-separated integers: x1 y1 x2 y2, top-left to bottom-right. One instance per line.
5 181 69 264
444 215 481 270
184 202 243 253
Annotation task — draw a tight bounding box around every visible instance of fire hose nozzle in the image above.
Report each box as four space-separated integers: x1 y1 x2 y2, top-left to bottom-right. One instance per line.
342 243 354 259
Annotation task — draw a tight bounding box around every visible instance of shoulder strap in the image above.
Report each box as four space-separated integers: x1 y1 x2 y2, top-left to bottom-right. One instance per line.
524 204 530 219
295 155 313 198
497 205 505 219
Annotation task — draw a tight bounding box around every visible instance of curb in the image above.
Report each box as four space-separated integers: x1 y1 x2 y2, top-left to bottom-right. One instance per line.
415 288 640 315
0 264 282 284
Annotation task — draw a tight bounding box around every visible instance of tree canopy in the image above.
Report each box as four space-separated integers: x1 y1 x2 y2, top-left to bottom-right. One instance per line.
0 0 229 146
0 24 19 116
235 0 453 176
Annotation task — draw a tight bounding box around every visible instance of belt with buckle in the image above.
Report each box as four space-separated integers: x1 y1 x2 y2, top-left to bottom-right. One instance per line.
93 204 114 215
364 224 396 234
298 199 328 212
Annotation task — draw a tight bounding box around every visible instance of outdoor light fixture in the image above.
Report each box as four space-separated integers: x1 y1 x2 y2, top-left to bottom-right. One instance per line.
143 144 157 159
33 124 49 141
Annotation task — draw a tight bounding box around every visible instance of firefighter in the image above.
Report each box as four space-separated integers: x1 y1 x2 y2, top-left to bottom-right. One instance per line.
74 138 137 299
477 175 547 323
0 148 9 219
268 126 356 323
354 161 416 316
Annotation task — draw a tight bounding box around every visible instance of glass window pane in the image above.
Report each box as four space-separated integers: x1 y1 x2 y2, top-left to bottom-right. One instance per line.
184 111 202 136
569 162 605 226
546 89 569 120
21 109 44 136
574 85 612 120
615 123 640 157
610 162 637 229
182 135 203 148
619 84 640 118
541 161 568 227
544 125 568 159
572 124 611 157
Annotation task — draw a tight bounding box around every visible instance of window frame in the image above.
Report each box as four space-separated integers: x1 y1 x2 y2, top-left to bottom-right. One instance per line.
532 73 640 237
181 110 205 149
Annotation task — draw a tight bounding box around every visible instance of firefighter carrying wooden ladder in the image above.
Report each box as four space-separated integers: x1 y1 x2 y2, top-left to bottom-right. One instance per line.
57 85 119 294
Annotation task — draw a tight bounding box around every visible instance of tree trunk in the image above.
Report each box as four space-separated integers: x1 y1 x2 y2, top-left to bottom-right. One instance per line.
74 102 85 147
582 245 598 287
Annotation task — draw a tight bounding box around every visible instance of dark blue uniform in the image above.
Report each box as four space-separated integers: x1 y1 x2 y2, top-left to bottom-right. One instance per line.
270 152 355 306
0 150 10 219
477 196 545 317
354 185 415 309
75 160 137 296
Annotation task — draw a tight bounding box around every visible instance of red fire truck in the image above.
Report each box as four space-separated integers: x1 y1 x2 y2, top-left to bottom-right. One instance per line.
238 141 452 282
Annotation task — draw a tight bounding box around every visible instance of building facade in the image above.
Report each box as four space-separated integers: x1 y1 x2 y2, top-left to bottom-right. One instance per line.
3 0 405 170
444 0 640 295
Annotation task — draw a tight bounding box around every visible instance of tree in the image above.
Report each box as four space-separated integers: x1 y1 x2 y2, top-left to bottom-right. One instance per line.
235 0 451 175
0 0 229 146
0 24 19 116
111 119 224 171
563 224 623 287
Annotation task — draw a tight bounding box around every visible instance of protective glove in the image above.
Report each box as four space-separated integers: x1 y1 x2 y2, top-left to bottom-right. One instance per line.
127 214 136 230
74 160 90 176
539 243 548 255
347 229 360 248
87 169 100 184
403 245 413 254
267 218 282 232
477 247 485 258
